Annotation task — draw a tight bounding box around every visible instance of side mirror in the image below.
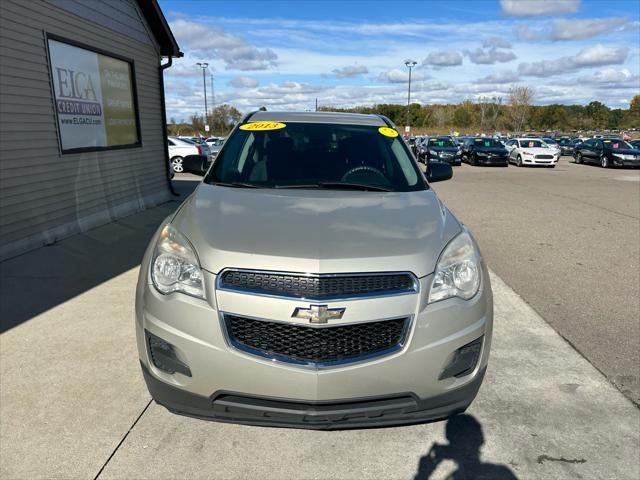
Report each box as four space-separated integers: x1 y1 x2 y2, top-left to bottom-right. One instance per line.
427 161 453 183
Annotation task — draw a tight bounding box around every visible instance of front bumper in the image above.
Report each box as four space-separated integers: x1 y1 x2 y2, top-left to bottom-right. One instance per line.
141 361 486 429
135 235 493 428
611 157 640 167
476 156 508 165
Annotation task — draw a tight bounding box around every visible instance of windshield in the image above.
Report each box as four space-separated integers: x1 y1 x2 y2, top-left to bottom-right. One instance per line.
473 138 501 148
429 138 455 147
542 138 557 144
205 122 425 192
519 139 546 148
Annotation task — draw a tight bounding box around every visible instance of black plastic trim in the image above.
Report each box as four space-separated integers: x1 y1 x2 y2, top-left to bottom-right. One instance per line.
140 362 486 430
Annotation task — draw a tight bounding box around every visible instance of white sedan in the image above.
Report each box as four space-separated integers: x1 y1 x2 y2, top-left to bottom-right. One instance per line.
504 138 559 168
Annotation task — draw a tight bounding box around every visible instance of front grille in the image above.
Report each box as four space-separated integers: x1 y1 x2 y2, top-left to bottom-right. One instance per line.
219 270 416 299
535 154 554 159
224 315 409 366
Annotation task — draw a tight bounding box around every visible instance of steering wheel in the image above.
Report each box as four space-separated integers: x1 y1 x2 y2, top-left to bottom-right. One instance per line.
341 165 387 183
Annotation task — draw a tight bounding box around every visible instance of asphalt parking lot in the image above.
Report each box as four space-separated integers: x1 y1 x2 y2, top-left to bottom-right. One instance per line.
433 156 640 405
1 164 639 479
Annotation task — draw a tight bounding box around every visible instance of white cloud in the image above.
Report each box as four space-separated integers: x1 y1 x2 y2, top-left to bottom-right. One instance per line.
465 47 517 64
482 37 512 49
476 71 520 84
551 17 633 40
229 76 259 88
423 51 463 66
518 44 629 77
332 65 369 78
500 0 580 17
377 69 430 83
577 68 640 89
516 17 634 41
170 19 277 71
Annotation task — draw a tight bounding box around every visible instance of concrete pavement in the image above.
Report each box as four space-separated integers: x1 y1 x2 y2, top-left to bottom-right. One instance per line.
1 173 639 479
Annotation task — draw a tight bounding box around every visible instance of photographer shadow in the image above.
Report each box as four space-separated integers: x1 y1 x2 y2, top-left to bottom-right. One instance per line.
414 414 518 480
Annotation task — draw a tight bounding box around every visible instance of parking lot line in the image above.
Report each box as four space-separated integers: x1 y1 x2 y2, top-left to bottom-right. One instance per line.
95 271 639 480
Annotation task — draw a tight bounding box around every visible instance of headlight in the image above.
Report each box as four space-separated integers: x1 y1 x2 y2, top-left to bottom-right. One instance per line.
151 224 205 299
428 230 481 304
523 151 533 156
429 150 439 156
612 153 624 159
476 151 488 156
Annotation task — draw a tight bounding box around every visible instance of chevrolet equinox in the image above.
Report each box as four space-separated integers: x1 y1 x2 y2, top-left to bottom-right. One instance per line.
136 111 493 429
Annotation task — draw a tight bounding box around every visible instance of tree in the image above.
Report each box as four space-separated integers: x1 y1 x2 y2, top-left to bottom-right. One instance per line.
507 86 533 133
209 104 242 136
478 96 502 132
630 95 640 112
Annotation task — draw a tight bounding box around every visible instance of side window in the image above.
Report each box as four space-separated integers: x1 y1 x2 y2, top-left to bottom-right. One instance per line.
168 139 175 146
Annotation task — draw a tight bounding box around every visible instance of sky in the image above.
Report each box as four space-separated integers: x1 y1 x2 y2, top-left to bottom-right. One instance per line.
158 0 640 121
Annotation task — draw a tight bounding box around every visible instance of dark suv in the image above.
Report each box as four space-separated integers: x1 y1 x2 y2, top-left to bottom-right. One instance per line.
574 138 640 168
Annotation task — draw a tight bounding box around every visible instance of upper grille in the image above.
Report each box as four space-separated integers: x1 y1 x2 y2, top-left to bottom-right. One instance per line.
218 270 417 299
535 154 554 159
224 315 409 366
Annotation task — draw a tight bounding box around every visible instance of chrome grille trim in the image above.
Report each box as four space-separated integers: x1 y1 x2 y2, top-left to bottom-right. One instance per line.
216 268 419 300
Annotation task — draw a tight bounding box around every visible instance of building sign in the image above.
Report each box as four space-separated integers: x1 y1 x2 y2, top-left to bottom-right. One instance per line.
47 37 140 152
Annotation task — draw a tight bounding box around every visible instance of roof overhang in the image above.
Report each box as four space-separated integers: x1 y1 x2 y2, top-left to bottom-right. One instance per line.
136 0 183 57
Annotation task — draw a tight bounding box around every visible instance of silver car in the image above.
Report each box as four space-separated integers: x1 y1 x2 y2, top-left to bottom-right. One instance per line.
136 111 493 429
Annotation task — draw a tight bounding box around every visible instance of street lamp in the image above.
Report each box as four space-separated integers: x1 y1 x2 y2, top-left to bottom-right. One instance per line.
196 62 209 134
404 59 417 134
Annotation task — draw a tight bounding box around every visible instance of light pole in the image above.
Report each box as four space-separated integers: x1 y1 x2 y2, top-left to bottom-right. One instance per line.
404 59 417 134
210 74 215 108
196 62 208 134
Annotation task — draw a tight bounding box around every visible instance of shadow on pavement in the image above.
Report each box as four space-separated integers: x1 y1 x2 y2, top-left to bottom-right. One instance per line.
414 414 518 480
0 178 199 333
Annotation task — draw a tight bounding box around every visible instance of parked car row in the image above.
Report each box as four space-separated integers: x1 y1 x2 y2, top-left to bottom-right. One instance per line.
408 134 639 170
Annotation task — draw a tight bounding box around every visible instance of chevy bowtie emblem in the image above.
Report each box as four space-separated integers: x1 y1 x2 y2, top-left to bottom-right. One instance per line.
292 305 345 324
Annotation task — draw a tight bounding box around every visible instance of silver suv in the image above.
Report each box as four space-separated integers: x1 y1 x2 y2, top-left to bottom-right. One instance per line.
136 111 493 429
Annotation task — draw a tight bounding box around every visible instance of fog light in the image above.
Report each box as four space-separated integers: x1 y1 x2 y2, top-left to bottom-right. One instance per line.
146 330 191 377
439 336 483 380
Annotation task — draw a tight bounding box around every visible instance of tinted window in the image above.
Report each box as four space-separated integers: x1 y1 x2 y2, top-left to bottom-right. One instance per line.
428 138 455 147
603 139 632 149
206 123 426 192
474 138 501 147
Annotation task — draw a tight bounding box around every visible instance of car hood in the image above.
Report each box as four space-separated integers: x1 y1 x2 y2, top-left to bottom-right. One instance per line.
475 147 508 155
430 147 459 153
171 184 463 278
521 148 554 154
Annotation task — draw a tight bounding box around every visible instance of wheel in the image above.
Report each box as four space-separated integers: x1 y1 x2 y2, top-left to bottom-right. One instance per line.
600 155 609 168
549 165 556 168
472 153 478 166
516 155 523 167
575 153 582 164
171 156 184 173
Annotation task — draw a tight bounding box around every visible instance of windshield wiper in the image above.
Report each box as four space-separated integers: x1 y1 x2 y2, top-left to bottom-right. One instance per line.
211 181 260 188
317 182 392 192
275 182 392 191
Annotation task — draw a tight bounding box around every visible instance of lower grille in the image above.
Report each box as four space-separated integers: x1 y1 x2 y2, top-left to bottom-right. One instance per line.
535 154 554 159
223 315 409 366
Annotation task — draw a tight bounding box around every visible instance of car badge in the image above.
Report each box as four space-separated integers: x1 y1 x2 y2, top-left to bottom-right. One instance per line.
292 305 345 324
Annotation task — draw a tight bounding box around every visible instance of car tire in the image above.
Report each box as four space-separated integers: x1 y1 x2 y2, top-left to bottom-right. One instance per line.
575 153 582 164
171 156 184 173
472 154 478 166
516 155 523 167
600 155 609 168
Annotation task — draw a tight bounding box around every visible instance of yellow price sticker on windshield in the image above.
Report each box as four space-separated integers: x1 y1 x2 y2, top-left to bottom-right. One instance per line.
239 121 286 131
378 127 398 138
